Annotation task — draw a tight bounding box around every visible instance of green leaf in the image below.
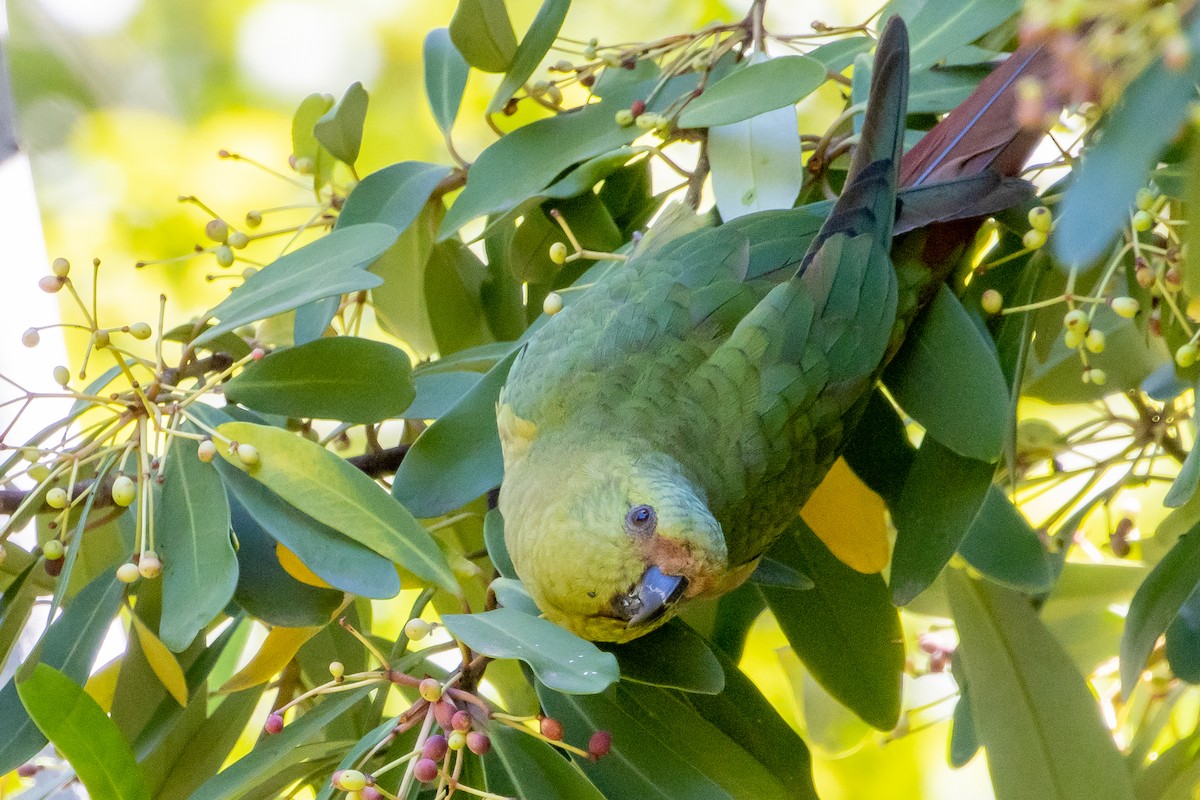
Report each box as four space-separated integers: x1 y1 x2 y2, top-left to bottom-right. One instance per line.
1054 15 1200 267
403 371 482 419
1166 584 1200 683
759 520 903 730
678 56 825 128
225 337 414 424
907 66 982 114
891 437 995 605
948 570 1136 800
490 576 540 615
1134 730 1200 800
337 161 453 231
949 667 981 767
424 29 470 134
1122 524 1200 694
214 421 456 592
214 456 400 599
441 607 618 694
807 36 872 72
485 723 605 800
959 487 1052 593
314 82 368 167
291 92 336 189
157 437 236 652
885 285 1008 461
449 0 517 73
191 684 374 800
392 348 517 518
604 619 724 694
539 681 795 799
162 323 252 360
17 664 151 800
906 0 1022 68
1165 440 1200 507
0 573 124 774
484 508 517 579
370 203 440 355
425 239 495 355
196 224 396 345
153 688 264 800
749 556 814 589
487 0 571 115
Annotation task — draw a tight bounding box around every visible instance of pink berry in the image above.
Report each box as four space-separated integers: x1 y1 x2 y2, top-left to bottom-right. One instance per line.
466 731 491 755
451 710 472 731
588 730 612 759
540 716 564 741
361 789 383 800
433 700 456 729
264 713 284 734
414 758 439 783
423 734 448 761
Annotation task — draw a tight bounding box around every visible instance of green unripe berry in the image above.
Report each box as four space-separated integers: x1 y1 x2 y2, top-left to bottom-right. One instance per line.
51 257 70 277
116 562 140 583
1085 329 1106 354
294 156 314 175
980 289 1003 315
128 322 152 340
1087 368 1108 386
46 487 69 509
111 475 136 507
92 330 110 349
1064 328 1084 349
404 618 432 641
448 730 467 751
139 551 163 579
228 231 250 249
543 292 565 316
235 443 260 467
205 219 229 243
614 109 634 127
549 242 568 265
635 112 659 130
419 678 442 702
329 661 345 680
245 210 263 228
1027 206 1052 232
42 539 64 560
1022 228 1047 250
1132 210 1154 232
1062 309 1088 330
29 465 50 482
197 439 217 463
1135 187 1156 211
546 84 563 105
1111 297 1140 318
1176 342 1198 368
22 328 40 347
215 245 235 268
52 366 70 387
334 770 368 792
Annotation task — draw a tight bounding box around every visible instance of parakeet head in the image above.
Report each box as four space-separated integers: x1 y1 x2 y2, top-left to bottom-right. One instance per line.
498 417 732 643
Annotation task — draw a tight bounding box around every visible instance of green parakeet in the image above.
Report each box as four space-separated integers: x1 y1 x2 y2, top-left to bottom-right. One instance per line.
497 18 1047 642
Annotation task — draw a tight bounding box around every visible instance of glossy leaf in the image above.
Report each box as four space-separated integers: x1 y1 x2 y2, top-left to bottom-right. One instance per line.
424 28 470 134
1165 440 1200 507
370 202 440 355
1166 584 1200 683
225 336 415 424
707 58 803 221
215 457 400 599
906 0 1022 68
449 0 517 73
605 619 724 694
759 520 903 730
749 557 813 590
157 436 236 652
487 0 571 115
130 615 189 707
1122 524 1200 694
540 681 795 799
885 285 1008 461
1054 16 1200 267
17 664 151 800
948 570 1136 800
442 607 618 694
800 457 889 573
337 161 452 231
196 224 396 345
808 36 872 72
959 487 1052 593
220 625 322 692
153 688 264 800
392 348 517 518
313 81 368 166
484 508 517 579
678 56 825 128
485 723 605 800
490 576 540 615
0 573 124 774
291 92 336 189
403 370 482 419
192 684 373 800
215 421 456 591
891 437 995 605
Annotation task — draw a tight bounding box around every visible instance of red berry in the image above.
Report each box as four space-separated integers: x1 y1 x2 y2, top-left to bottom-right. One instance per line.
44 557 64 577
17 764 39 777
630 99 646 117
361 789 383 800
423 734 448 761
414 758 439 783
433 700 457 730
264 713 284 734
466 731 491 755
588 730 612 759
540 716 564 741
451 710 472 731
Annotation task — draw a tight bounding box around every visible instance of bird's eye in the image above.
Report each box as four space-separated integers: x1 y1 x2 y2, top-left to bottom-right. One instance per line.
625 504 656 534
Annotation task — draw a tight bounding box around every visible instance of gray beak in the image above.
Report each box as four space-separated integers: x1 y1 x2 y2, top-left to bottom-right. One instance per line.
626 566 688 627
